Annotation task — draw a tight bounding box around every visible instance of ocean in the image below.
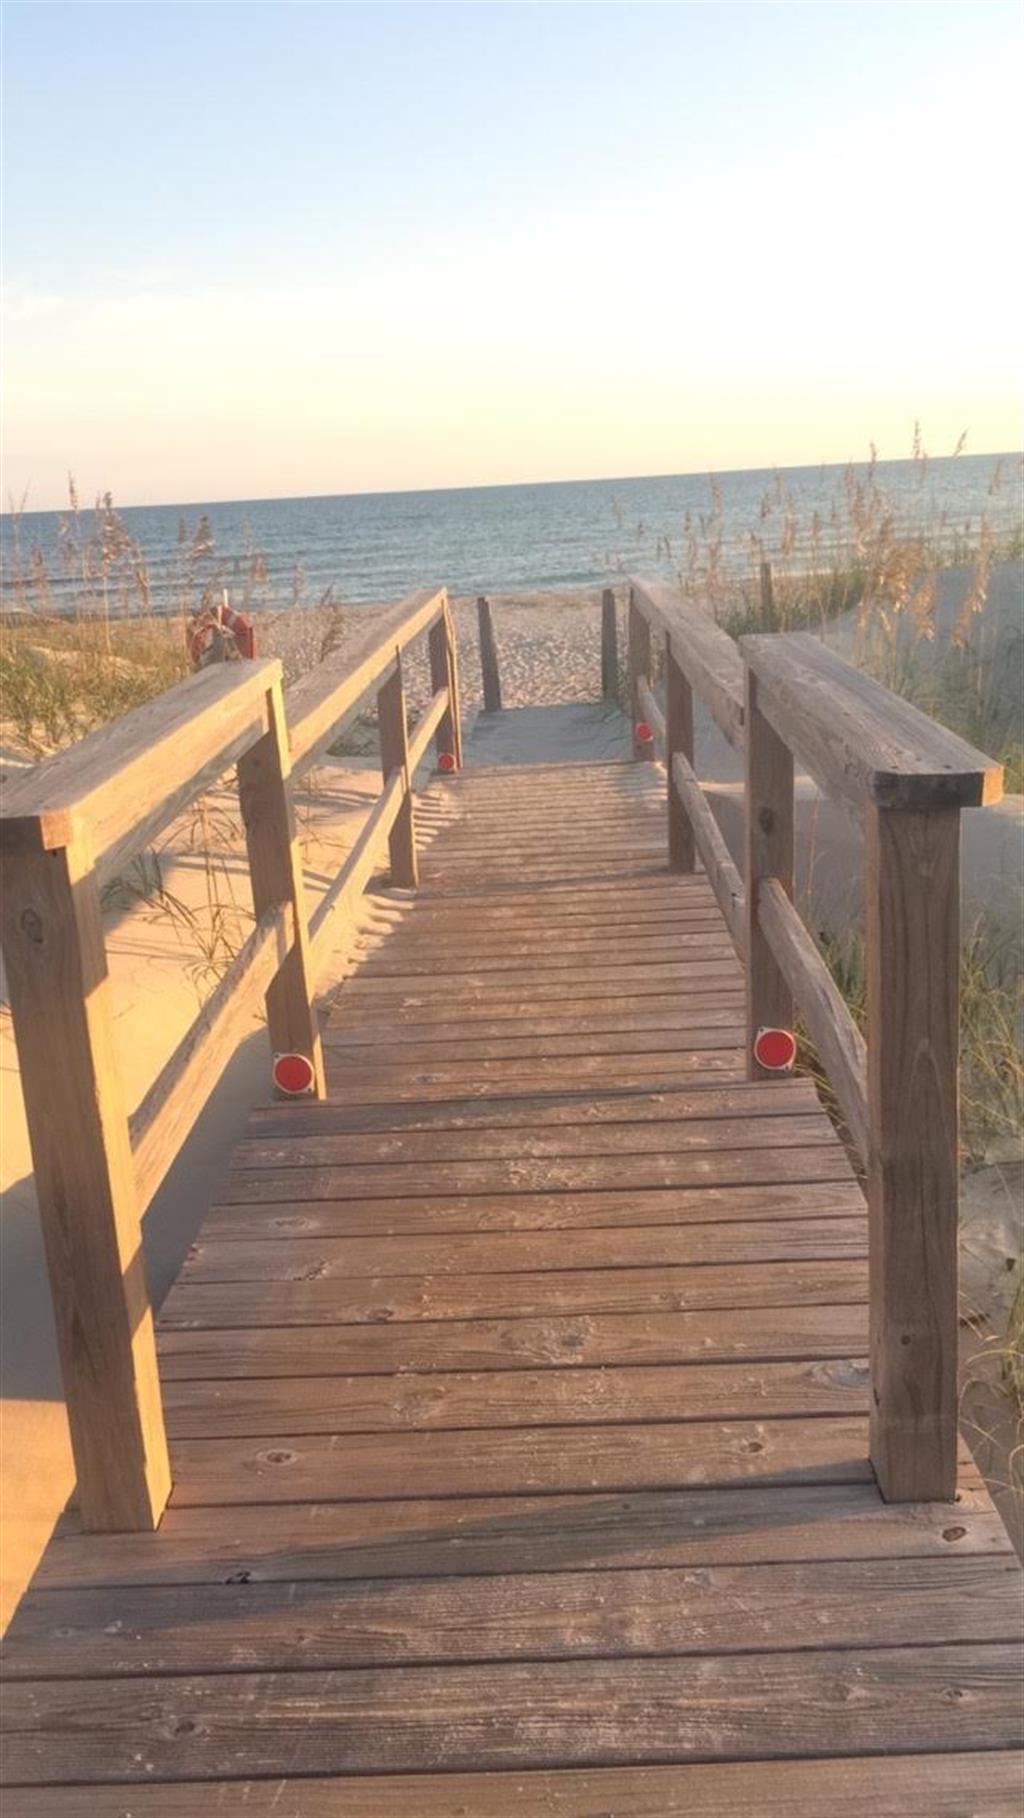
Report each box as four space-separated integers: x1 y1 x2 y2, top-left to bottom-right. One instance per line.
2 451 1019 616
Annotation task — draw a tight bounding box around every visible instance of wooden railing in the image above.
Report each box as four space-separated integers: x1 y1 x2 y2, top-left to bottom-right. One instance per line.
0 585 459 1532
626 575 1005 1504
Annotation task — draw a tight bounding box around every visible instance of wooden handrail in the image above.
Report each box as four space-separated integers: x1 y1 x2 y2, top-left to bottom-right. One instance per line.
629 575 745 749
0 582 458 1534
287 587 448 777
0 658 278 886
617 575 1005 1505
741 631 1003 809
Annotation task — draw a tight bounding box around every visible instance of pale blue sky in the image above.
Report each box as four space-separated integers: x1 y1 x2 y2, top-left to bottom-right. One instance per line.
3 2 1021 507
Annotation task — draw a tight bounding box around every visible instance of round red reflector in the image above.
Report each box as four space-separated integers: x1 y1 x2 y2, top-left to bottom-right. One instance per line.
635 721 654 743
753 1027 797 1072
273 1052 316 1096
438 751 456 773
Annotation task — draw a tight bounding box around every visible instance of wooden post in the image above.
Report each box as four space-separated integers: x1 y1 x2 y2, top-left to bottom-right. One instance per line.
477 597 502 713
759 559 776 631
666 636 695 872
0 834 171 1531
601 588 619 700
377 651 418 888
865 804 960 1502
428 607 461 768
628 589 654 760
744 664 794 1075
238 678 325 1096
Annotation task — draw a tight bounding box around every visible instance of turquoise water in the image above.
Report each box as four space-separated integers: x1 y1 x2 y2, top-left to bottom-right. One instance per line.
2 452 1019 614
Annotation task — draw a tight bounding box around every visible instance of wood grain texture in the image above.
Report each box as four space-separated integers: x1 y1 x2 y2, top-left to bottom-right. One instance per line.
628 590 655 759
666 637 695 872
36 1476 1009 1590
628 576 745 749
600 586 619 699
670 753 746 954
5 748 1016 1804
4 1647 1020 1783
477 596 503 712
741 631 1003 809
159 1257 870 1330
866 803 961 1501
0 836 170 1531
237 677 325 1095
7 1556 1017 1679
377 652 418 889
10 1755 1024 1817
744 664 794 1079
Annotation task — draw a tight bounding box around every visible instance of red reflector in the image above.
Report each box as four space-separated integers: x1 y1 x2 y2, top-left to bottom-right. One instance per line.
753 1027 797 1071
438 751 456 773
635 721 654 743
273 1052 316 1096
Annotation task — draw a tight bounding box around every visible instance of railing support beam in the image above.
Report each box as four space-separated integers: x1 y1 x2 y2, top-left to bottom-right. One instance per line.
601 588 619 700
238 678 325 1098
866 803 960 1502
477 597 502 714
0 836 171 1531
666 636 695 872
378 652 418 889
428 605 462 768
628 589 655 760
744 665 794 1075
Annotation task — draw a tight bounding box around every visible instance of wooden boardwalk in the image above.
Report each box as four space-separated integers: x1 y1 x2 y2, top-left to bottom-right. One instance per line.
3 755 1022 1813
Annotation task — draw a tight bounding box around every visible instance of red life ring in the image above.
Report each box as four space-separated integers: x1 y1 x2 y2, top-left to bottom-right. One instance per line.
186 603 255 667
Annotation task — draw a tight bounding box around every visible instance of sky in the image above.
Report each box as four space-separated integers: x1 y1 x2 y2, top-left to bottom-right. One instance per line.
2 1 1021 510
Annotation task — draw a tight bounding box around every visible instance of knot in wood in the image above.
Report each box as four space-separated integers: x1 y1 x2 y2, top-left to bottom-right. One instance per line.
757 806 775 835
19 907 44 946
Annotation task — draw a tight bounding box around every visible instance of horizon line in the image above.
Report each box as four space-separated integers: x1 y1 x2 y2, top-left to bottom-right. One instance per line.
3 446 1018 521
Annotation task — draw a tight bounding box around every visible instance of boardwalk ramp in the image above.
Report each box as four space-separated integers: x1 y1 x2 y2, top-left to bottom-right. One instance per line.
3 750 1021 1812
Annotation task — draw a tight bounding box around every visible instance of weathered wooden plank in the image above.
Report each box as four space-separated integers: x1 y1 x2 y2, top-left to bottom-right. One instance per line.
745 663 794 1079
0 836 170 1532
329 980 745 1027
324 1010 746 1057
36 1476 1009 1591
340 957 742 999
285 586 446 777
8 1556 1018 1680
601 585 619 698
247 1077 823 1131
159 1304 869 1377
477 596 502 712
666 635 696 873
629 576 745 748
670 752 746 955
167 1414 874 1505
181 1220 866 1290
741 631 1003 810
377 653 418 888
356 930 733 976
10 1754 1023 1816
237 676 325 1095
159 1355 870 1437
327 1024 740 1066
205 1179 865 1241
5 1646 1019 1782
867 804 961 1502
758 877 868 1160
0 658 276 884
220 1144 854 1205
320 1060 746 1103
159 1259 868 1329
232 1111 841 1170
